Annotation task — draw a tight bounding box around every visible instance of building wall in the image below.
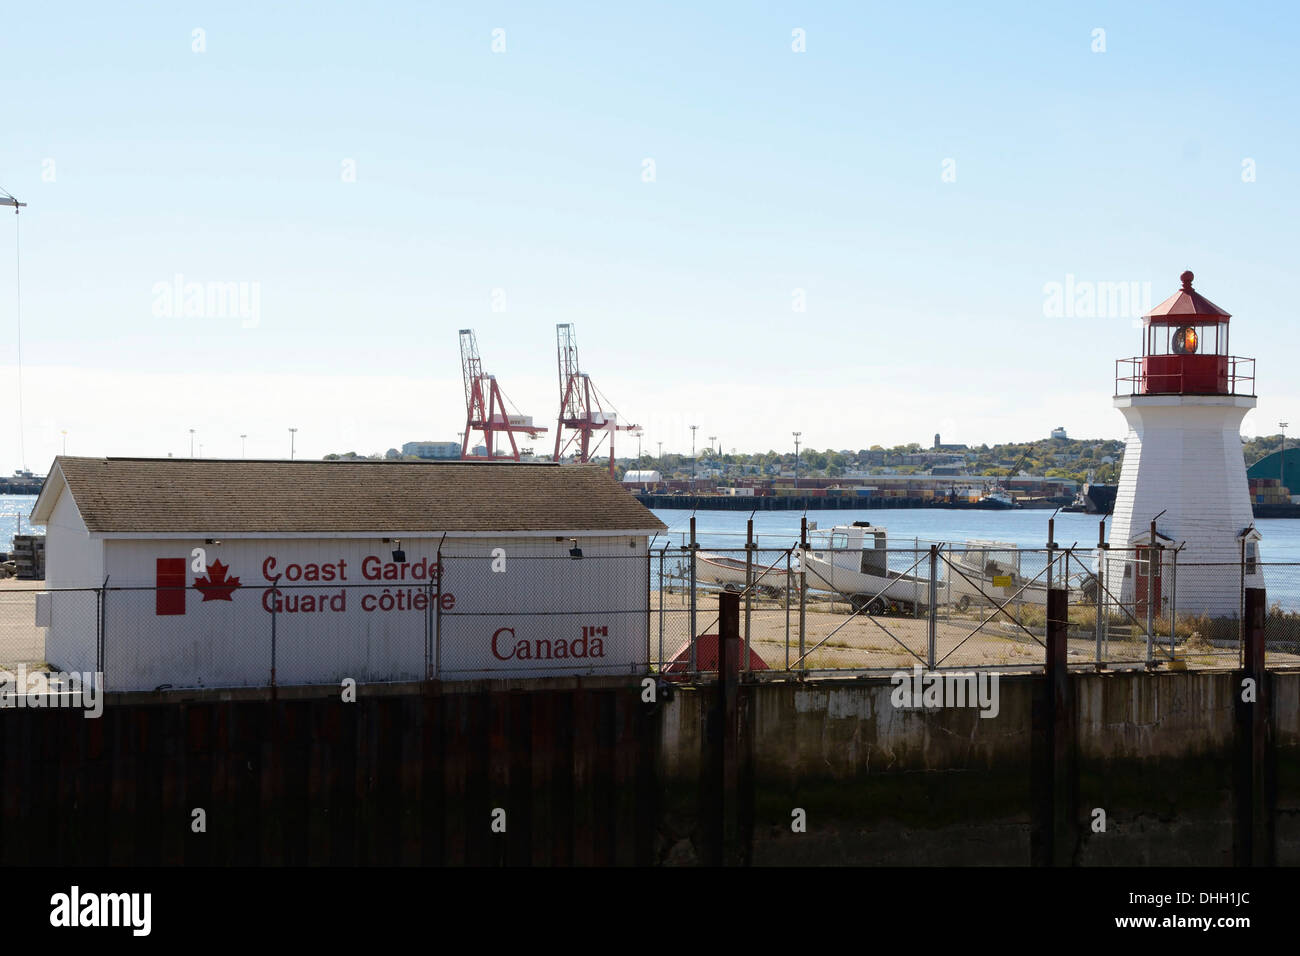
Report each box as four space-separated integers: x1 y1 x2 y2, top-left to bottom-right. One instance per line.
42 489 102 674
85 533 650 691
1107 396 1260 615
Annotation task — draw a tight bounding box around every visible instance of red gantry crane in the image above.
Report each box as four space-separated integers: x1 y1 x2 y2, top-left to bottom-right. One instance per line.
459 328 546 460
552 323 639 475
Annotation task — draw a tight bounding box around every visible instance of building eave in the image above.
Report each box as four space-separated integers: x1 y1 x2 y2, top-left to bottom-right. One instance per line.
29 460 68 525
86 528 660 541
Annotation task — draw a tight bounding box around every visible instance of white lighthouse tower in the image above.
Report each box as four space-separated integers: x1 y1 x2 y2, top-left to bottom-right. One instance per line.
1107 271 1262 619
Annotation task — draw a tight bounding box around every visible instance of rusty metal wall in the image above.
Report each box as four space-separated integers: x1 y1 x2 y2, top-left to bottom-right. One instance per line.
0 681 659 866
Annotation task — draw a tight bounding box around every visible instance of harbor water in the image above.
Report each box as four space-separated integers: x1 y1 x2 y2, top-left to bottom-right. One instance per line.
652 506 1300 609
1 495 41 552
7 494 1300 606
650 506 1300 559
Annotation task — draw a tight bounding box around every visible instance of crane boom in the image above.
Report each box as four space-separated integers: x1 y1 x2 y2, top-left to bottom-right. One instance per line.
458 328 546 461
552 323 639 475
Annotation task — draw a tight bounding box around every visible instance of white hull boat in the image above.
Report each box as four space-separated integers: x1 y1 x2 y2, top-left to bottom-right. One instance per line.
696 551 795 595
798 524 1071 612
798 524 932 613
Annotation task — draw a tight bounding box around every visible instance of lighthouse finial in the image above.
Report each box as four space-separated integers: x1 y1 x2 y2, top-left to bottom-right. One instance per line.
1180 270 1194 292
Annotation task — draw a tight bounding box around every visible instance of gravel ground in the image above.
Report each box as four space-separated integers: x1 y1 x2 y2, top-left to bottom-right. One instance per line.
0 578 46 666
650 587 1293 673
1 578 1291 676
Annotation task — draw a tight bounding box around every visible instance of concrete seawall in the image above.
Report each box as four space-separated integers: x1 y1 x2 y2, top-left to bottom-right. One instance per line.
658 670 1298 865
1 670 1295 865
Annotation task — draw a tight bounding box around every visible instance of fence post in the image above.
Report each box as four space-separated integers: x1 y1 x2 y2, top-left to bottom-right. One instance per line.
97 577 109 685
914 537 921 620
1095 521 1107 668
798 517 808 676
688 516 698 677
927 545 938 670
1046 517 1055 592
1168 547 1178 660
718 590 743 865
1146 523 1157 667
269 579 279 692
1240 536 1247 655
1043 585 1076 865
1234 586 1273 866
435 547 444 679
784 548 792 673
657 548 665 673
425 579 434 682
744 518 754 677
644 544 652 678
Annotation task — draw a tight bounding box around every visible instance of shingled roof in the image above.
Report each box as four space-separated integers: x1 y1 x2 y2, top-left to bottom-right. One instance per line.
33 457 666 535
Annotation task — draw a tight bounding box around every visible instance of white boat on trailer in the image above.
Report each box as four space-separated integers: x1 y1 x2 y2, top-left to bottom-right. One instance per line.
696 551 795 596
944 539 1067 607
798 523 934 614
799 523 1073 613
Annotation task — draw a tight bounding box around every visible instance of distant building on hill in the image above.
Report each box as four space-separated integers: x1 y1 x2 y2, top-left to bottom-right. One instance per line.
932 433 969 451
402 441 461 459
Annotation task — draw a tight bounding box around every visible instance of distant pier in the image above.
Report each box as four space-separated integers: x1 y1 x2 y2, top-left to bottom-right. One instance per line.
633 493 1072 511
0 478 42 495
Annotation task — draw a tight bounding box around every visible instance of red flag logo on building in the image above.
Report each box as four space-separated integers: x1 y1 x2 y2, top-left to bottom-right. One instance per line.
194 560 241 601
155 557 241 615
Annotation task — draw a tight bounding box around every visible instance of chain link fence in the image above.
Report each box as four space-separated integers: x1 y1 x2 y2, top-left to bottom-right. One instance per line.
3 541 1299 689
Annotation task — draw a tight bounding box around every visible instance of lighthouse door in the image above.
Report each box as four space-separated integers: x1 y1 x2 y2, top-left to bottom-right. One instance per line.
1135 546 1163 617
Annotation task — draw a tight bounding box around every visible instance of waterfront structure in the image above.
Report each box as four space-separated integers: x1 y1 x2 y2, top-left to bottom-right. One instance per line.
30 457 664 690
401 440 462 459
1247 448 1300 499
1107 272 1262 617
621 469 662 488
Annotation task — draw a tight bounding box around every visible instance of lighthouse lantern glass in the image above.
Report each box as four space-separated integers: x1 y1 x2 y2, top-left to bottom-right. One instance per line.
1145 320 1228 357
1172 326 1198 354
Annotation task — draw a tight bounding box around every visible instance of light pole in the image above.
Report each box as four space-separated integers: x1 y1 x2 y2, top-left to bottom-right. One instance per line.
240 434 247 458
189 429 196 458
1282 422 1290 493
657 441 663 471
60 430 67 455
289 427 297 460
793 432 802 490
690 425 698 490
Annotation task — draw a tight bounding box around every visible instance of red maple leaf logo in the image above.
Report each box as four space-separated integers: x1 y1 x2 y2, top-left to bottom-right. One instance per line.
194 559 241 601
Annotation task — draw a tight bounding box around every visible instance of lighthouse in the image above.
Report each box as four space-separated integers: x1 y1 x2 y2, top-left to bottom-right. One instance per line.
1107 271 1262 619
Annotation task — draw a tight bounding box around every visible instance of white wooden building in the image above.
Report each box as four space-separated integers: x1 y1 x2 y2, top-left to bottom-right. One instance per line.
31 457 666 690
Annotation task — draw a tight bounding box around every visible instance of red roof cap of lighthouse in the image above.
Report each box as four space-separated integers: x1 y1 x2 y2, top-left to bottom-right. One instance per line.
1143 270 1231 323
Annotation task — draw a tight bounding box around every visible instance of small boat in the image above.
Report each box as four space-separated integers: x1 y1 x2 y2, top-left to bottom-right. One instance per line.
978 488 1020 509
798 522 933 614
799 524 1075 612
945 539 1076 607
696 551 795 596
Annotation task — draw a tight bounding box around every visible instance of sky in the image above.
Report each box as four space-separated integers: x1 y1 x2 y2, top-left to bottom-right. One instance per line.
1 1 1297 471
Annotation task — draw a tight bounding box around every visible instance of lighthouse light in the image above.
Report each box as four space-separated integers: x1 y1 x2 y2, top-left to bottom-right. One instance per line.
1172 325 1199 354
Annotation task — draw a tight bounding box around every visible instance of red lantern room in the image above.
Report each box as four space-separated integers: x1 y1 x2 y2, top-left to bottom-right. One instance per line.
1116 271 1254 396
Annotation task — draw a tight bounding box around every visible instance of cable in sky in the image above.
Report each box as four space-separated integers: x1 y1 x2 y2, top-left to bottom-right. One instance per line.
0 185 27 471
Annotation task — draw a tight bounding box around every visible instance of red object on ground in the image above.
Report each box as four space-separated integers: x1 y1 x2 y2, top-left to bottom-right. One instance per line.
662 634 769 681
